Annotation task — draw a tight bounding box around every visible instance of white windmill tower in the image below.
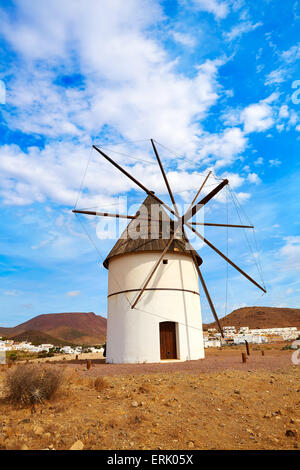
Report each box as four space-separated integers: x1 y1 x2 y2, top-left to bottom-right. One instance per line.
73 140 266 363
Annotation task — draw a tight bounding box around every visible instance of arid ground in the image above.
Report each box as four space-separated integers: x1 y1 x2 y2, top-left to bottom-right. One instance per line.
0 343 299 450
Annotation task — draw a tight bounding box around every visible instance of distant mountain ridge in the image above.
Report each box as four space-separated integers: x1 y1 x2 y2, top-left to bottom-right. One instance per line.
0 312 107 345
203 306 300 330
10 330 76 347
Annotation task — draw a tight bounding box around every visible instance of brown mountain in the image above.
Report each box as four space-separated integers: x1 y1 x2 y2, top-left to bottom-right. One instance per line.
10 330 76 347
0 312 107 345
203 306 300 330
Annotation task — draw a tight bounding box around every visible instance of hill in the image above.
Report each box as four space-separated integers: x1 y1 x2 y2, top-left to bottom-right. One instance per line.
10 330 76 347
0 312 107 345
203 306 300 330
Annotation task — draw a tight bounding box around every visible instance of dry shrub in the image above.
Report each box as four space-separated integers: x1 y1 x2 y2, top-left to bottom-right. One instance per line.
94 376 109 392
5 364 64 405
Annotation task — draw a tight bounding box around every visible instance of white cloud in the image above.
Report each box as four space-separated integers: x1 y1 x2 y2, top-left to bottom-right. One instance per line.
224 21 262 41
254 157 263 165
265 43 300 86
280 236 300 270
265 68 287 85
269 159 282 167
241 101 274 134
0 1 225 152
281 43 300 63
67 290 80 297
171 31 196 48
197 127 247 168
220 171 244 188
247 172 261 184
189 0 229 19
279 105 289 119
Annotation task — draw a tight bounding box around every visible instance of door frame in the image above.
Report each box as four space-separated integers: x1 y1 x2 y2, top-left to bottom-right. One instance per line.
159 321 178 360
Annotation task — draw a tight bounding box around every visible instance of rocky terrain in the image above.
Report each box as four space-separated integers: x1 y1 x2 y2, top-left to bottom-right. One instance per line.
0 344 299 450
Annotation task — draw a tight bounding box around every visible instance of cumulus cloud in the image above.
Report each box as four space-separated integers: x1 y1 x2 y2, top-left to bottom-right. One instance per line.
0 0 225 153
197 127 247 168
247 172 261 184
240 101 274 134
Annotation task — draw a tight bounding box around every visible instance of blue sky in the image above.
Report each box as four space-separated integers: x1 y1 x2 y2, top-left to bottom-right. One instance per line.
0 0 299 327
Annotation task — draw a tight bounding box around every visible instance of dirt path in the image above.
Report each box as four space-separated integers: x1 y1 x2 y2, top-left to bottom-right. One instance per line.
52 347 294 377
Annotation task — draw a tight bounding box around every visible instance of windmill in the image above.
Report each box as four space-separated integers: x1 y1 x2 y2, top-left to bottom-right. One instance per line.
73 140 266 363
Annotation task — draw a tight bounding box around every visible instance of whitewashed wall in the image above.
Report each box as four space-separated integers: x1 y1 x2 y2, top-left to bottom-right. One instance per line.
106 251 204 363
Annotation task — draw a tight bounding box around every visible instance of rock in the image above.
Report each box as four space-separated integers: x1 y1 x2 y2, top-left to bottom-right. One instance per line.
97 396 101 399
20 444 29 450
33 426 44 436
70 440 84 450
263 413 271 419
234 390 240 395
131 401 139 408
188 441 194 449
286 429 297 438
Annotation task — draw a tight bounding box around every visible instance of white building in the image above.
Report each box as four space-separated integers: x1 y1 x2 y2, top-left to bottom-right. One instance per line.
104 194 205 364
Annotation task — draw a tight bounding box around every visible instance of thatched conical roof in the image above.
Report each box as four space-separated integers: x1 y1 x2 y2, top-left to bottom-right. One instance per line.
103 194 202 269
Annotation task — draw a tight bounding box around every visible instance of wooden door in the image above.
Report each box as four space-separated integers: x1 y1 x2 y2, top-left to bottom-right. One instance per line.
160 322 177 359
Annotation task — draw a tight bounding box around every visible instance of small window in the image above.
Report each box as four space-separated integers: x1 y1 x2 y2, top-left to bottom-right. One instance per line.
163 259 168 265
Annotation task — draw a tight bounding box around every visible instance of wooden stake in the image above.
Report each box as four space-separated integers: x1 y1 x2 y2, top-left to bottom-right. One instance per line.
87 360 92 370
242 352 247 363
245 340 250 356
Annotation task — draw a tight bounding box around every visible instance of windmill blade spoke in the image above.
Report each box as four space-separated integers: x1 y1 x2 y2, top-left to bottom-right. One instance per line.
93 145 178 218
182 227 224 338
186 222 267 293
196 266 224 338
191 222 254 229
188 171 212 210
72 209 137 220
151 139 179 216
183 179 229 223
73 209 178 227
